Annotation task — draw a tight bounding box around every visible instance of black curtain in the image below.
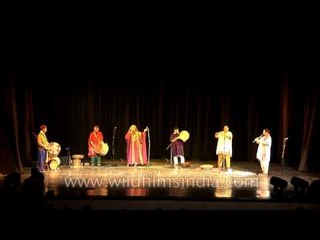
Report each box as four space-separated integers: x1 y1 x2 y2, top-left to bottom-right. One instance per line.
1 67 319 174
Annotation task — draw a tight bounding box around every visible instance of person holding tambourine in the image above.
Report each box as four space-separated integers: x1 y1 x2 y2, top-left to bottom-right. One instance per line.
170 127 186 166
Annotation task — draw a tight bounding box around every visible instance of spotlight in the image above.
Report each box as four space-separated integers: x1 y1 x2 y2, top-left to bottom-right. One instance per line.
290 177 309 196
270 176 288 195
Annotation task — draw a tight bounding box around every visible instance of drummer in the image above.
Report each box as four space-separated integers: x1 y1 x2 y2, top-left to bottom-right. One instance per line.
88 125 104 166
170 127 185 166
37 124 50 172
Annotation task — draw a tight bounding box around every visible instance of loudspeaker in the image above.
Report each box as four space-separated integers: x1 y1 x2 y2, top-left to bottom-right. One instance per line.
270 176 288 195
290 177 309 195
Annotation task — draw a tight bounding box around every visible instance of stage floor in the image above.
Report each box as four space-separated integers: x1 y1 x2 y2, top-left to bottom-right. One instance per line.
6 159 317 210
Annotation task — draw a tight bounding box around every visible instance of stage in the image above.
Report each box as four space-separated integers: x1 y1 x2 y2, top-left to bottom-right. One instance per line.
7 159 319 211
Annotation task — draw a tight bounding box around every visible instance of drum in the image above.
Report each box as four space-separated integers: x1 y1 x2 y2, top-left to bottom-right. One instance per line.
94 142 109 156
48 157 61 170
48 142 61 158
72 154 84 167
72 154 84 159
73 159 82 167
179 131 190 142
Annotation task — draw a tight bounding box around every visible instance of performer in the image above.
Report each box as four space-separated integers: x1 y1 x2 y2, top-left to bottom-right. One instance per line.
37 124 50 172
170 127 185 166
125 125 148 166
215 125 233 171
253 128 272 176
88 125 104 166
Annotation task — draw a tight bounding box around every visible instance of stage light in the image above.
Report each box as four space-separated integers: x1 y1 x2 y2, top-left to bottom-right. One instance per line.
290 177 309 196
270 176 288 195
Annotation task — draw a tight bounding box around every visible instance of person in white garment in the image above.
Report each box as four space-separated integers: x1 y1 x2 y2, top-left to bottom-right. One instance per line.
215 125 233 172
253 128 272 176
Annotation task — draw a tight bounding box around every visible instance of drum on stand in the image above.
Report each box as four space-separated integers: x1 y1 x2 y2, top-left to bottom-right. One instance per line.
48 142 61 158
72 154 84 167
47 142 61 170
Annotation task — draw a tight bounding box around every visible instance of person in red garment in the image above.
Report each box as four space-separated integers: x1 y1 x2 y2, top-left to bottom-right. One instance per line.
88 125 104 166
125 124 148 166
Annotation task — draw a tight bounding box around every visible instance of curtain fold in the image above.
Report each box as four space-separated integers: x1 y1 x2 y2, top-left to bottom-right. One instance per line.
1 72 319 174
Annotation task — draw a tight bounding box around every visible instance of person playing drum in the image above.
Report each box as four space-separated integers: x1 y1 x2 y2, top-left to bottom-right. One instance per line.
170 127 186 166
88 125 104 166
37 124 50 172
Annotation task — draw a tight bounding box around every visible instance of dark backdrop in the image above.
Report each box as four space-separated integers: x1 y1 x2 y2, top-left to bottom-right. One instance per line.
1 14 318 174
1 61 319 174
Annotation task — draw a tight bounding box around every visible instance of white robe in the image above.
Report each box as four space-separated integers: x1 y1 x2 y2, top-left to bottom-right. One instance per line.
216 131 233 157
256 135 272 161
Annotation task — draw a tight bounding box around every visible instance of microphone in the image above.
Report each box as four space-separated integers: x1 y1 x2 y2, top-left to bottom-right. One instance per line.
114 126 117 129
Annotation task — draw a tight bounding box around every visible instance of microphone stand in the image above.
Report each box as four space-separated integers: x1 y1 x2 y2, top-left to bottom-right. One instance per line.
281 138 288 177
165 142 173 165
111 127 116 166
166 142 172 150
147 128 151 166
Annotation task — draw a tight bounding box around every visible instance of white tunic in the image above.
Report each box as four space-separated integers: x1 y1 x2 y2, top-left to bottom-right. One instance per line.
216 131 233 156
256 135 272 161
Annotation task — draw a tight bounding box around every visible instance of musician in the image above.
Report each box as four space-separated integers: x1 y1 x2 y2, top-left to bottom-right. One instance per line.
88 125 104 166
37 124 50 172
254 128 272 176
215 125 233 171
125 125 148 166
170 127 185 166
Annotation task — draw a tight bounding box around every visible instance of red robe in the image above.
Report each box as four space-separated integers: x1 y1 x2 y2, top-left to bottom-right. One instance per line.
125 131 147 165
88 131 103 157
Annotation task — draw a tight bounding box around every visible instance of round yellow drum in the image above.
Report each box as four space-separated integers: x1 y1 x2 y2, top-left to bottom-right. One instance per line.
94 142 109 156
48 142 61 158
48 157 61 170
179 131 190 142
